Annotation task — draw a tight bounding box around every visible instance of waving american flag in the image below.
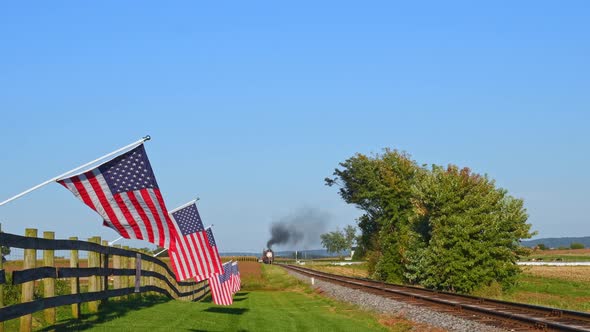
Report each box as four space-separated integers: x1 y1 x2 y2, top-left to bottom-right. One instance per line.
57 144 175 248
231 261 241 294
169 202 222 281
196 227 223 281
209 261 234 306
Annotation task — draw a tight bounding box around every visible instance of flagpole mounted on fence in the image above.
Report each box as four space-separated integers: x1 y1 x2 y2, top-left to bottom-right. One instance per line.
153 248 168 257
108 237 124 246
0 136 151 207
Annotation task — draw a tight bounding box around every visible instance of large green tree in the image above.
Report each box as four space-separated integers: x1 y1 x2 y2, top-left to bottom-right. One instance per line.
326 149 534 292
326 149 420 282
405 165 532 292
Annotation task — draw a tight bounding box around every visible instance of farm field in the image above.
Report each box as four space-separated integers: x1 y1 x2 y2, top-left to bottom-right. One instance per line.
303 261 590 312
496 266 590 312
3 262 419 331
299 261 370 278
524 248 590 262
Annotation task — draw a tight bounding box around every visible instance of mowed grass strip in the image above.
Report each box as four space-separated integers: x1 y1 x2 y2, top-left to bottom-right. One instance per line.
21 263 413 331
81 290 394 332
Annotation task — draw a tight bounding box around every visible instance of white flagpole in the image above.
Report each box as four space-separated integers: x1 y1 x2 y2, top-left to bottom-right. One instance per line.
168 197 200 214
153 248 168 257
0 135 151 207
108 236 124 246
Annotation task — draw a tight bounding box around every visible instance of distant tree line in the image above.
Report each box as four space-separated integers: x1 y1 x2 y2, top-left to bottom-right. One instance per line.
325 149 534 293
537 242 585 250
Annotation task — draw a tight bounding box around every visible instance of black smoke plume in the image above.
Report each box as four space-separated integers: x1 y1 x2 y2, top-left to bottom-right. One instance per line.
266 208 329 249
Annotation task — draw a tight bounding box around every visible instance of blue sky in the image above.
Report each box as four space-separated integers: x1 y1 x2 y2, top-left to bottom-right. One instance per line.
0 2 588 252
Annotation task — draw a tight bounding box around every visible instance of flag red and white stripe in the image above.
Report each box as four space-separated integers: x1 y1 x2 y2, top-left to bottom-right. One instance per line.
192 227 224 282
57 145 176 248
231 261 241 293
209 262 233 306
168 202 222 281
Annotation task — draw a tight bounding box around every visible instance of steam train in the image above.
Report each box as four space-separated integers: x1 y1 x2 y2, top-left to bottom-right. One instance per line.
261 249 274 264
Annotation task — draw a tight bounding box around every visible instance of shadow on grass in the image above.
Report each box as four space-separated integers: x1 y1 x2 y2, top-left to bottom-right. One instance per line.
233 291 249 299
203 307 249 315
38 295 171 332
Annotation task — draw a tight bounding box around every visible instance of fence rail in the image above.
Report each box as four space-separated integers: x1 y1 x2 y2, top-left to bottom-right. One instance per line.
0 228 210 332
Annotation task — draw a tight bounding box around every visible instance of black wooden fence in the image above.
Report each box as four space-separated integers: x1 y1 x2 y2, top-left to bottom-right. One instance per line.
0 228 210 332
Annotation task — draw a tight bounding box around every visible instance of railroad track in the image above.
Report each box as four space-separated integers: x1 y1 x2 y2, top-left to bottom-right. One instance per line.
282 264 590 331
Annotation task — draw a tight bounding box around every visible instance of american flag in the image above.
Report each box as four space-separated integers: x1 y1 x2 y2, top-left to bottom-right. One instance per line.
57 145 175 248
209 261 233 306
200 227 223 280
169 202 222 281
231 261 241 294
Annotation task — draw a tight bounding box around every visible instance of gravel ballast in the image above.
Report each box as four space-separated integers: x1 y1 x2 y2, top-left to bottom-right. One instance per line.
286 269 507 332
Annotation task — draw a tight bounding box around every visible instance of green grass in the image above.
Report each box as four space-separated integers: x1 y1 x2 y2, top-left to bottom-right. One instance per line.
5 265 409 331
73 290 395 332
241 264 305 291
497 274 590 312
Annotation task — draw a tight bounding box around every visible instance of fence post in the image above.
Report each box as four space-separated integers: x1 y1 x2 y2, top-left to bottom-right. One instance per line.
122 246 129 300
145 261 155 295
162 263 170 298
200 280 206 301
0 223 4 332
125 247 134 298
171 266 178 300
88 236 100 312
161 263 167 296
167 266 172 298
69 236 80 319
167 267 174 300
101 239 109 306
153 262 160 294
134 253 141 293
113 245 121 299
20 228 37 332
160 264 166 294
198 280 204 301
43 231 56 325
